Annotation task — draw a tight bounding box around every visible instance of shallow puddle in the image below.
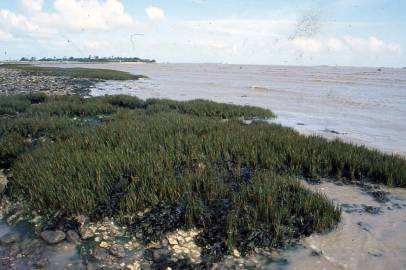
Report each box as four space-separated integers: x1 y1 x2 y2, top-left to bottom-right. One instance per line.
0 223 81 269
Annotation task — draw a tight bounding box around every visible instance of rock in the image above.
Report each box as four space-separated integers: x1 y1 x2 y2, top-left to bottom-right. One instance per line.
368 251 383 257
172 245 181 253
86 262 99 270
244 260 258 268
357 221 372 233
109 244 125 258
0 170 8 195
363 205 382 215
40 230 66 245
177 237 186 245
80 226 94 240
0 232 20 245
99 241 109 248
369 190 389 203
167 237 178 245
74 214 88 226
232 248 241 258
127 262 142 270
98 225 107 231
60 219 81 232
6 243 20 257
33 257 48 268
305 178 321 185
150 248 171 262
92 247 110 261
161 238 169 247
309 244 323 256
177 230 188 238
184 236 193 242
66 230 81 244
190 250 201 261
140 262 152 270
70 262 87 270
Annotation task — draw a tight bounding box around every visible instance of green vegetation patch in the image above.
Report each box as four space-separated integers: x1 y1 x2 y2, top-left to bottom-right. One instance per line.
1 94 405 260
1 64 146 80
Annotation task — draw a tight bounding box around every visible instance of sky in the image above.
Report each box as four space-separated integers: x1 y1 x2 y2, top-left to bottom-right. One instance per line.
0 0 405 67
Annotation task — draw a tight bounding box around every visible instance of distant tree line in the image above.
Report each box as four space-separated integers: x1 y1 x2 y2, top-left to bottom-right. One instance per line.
19 55 156 63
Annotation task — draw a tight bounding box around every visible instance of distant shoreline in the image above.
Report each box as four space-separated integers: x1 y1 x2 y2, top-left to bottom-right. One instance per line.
1 61 406 70
1 61 154 65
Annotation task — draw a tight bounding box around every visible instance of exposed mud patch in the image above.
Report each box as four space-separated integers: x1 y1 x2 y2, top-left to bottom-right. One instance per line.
295 180 406 270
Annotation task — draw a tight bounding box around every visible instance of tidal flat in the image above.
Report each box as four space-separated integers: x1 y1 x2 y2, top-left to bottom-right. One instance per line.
0 65 406 269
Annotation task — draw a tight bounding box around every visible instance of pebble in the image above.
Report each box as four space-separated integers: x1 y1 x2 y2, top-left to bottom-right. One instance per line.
127 261 141 270
184 236 193 242
80 227 94 240
309 244 323 256
99 241 109 248
167 237 178 245
232 248 241 258
0 170 8 195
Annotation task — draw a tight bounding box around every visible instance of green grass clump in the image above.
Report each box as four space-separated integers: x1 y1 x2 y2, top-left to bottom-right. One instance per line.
101 95 145 109
0 115 76 138
0 93 48 116
1 93 406 255
0 96 30 115
0 133 30 167
28 97 116 117
228 172 340 250
144 98 275 119
1 64 146 80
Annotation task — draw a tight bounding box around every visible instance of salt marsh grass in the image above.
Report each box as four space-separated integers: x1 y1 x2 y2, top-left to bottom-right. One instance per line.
1 94 405 254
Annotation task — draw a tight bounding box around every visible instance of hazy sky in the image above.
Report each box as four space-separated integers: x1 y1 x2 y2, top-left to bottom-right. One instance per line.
0 0 405 67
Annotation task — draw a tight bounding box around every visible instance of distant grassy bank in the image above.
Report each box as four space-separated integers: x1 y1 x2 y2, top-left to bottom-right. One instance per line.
0 64 146 81
1 93 406 259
